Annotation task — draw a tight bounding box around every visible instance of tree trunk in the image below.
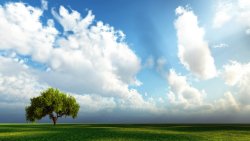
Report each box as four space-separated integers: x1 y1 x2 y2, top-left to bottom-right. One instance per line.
52 117 57 126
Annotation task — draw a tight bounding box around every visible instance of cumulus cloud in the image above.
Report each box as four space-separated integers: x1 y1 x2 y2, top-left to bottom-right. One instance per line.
223 61 245 86
213 0 250 34
223 61 250 106
0 2 58 63
0 2 159 116
0 56 46 104
166 68 242 114
214 92 240 112
47 6 142 98
0 2 141 97
167 69 207 109
213 1 233 28
74 94 116 112
237 0 250 29
52 6 94 32
174 6 217 80
0 54 158 115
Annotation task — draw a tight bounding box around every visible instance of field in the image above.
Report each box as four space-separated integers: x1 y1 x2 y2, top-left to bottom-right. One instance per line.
1 124 250 141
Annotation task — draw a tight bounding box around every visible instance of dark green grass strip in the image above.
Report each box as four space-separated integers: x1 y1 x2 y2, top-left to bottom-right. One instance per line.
0 124 250 141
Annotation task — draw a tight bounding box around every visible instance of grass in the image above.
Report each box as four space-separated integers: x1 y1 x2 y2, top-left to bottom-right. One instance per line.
1 124 250 141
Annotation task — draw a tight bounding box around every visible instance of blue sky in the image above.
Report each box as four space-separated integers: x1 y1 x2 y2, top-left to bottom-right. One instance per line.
1 0 250 123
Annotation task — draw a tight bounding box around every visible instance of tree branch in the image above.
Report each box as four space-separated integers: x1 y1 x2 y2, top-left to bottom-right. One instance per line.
57 112 66 118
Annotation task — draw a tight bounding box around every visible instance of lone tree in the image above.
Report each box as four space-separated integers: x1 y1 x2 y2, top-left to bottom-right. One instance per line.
25 88 80 125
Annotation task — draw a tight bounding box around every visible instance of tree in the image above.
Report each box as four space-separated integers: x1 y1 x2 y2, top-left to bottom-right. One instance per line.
25 88 80 125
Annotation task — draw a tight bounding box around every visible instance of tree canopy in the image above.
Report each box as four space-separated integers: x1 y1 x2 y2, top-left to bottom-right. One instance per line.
25 88 80 125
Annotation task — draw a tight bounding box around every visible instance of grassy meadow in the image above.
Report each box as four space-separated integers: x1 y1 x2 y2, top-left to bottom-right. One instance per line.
0 124 250 141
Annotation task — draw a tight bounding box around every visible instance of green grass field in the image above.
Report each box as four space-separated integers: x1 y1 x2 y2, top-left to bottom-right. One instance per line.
1 124 250 141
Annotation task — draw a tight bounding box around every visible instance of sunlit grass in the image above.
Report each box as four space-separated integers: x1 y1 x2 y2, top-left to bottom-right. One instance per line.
0 131 54 137
1 124 250 141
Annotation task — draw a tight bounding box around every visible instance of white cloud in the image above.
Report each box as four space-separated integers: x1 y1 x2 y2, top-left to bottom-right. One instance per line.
223 61 245 86
0 2 58 63
223 61 250 106
46 6 141 98
74 94 116 112
213 43 229 48
0 2 141 98
167 69 207 109
213 0 250 34
0 2 159 115
0 55 159 114
214 92 240 112
175 6 217 80
52 6 94 32
213 1 233 28
237 0 250 30
238 0 250 8
0 56 47 103
70 91 159 114
156 57 167 73
166 68 242 114
41 0 48 10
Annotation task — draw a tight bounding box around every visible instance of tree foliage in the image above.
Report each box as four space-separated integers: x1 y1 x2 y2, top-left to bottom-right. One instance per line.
25 88 80 125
